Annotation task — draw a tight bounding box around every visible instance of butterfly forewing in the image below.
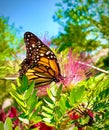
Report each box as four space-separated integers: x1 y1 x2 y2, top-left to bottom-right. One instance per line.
19 32 61 87
24 32 54 60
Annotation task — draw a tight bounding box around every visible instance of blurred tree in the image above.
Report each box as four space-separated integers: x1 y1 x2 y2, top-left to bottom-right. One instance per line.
0 16 23 78
52 0 109 52
0 16 23 105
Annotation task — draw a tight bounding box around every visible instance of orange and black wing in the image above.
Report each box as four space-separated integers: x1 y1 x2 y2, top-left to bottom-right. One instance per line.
19 32 61 87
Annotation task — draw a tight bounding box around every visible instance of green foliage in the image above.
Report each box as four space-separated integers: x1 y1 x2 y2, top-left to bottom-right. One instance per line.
95 54 109 69
0 117 20 130
0 16 23 106
78 74 109 129
8 69 109 130
10 76 42 125
10 73 109 129
52 0 108 52
42 83 85 129
0 16 23 78
69 85 85 106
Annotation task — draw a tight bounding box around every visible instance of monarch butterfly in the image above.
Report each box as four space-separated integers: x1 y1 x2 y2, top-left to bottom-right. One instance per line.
19 32 62 87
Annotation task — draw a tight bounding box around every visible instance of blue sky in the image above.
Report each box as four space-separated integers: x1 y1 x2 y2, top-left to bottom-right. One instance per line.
0 0 60 37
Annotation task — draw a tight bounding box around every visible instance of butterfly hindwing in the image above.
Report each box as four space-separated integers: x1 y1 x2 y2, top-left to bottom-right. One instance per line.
19 32 61 87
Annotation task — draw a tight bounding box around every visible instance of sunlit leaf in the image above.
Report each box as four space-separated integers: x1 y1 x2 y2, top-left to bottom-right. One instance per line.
4 118 12 130
21 75 29 92
43 118 51 123
44 99 54 109
14 126 20 130
42 106 53 114
59 94 68 113
47 88 56 102
0 122 4 130
24 81 35 100
18 117 29 124
27 90 37 107
42 112 53 119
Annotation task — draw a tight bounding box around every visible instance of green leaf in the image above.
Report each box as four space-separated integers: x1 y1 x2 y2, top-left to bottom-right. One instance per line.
56 84 62 98
24 81 35 100
10 91 25 108
16 78 21 87
55 108 62 120
29 96 38 114
27 90 37 106
44 99 54 109
29 101 42 119
42 112 53 119
43 118 51 123
73 126 78 130
75 85 85 101
14 126 20 130
35 100 42 110
69 89 75 105
30 110 42 122
42 106 53 114
4 118 12 130
10 89 23 101
50 83 59 97
69 85 85 105
59 94 67 113
0 121 4 130
47 88 56 102
86 126 94 130
11 83 16 90
65 99 71 109
21 75 29 92
18 117 29 124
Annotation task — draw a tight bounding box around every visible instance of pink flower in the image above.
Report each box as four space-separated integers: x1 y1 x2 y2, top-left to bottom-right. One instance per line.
0 107 23 129
37 85 50 97
30 122 53 130
0 109 6 122
87 109 94 118
78 127 84 130
7 107 17 118
61 50 91 88
68 110 81 120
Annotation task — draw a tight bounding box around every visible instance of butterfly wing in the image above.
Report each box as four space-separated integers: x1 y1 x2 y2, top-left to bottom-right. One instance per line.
19 32 61 87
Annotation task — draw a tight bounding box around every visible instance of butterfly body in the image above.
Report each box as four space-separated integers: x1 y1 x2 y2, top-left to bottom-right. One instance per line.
19 32 62 87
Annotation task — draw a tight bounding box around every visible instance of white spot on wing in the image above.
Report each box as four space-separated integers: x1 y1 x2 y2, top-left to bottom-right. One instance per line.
37 41 41 44
40 53 44 56
32 44 35 48
37 55 39 58
28 34 30 37
38 45 41 48
46 51 51 55
50 55 53 58
26 38 29 41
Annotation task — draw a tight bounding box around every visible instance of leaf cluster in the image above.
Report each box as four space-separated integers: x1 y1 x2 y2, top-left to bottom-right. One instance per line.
0 117 20 130
0 16 23 78
10 73 109 129
52 0 109 52
10 76 42 128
